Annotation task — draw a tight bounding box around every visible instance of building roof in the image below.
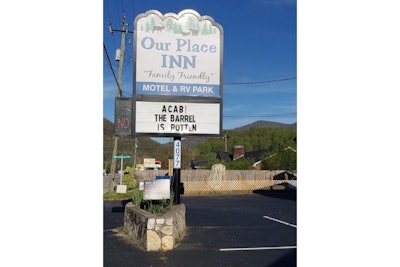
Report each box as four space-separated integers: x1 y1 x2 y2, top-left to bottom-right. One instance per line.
191 159 210 169
252 146 297 167
216 151 232 161
243 150 268 161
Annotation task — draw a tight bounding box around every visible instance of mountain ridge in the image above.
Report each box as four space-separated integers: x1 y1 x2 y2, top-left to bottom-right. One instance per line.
182 120 296 148
103 117 296 169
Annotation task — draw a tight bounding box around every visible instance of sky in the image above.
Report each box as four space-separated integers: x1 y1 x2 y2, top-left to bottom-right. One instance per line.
103 0 297 136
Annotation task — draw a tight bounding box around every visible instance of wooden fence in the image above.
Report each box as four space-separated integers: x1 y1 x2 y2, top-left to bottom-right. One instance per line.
134 169 297 195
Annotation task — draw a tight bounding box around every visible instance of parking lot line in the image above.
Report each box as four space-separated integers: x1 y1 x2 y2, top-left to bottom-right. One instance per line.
220 246 296 252
263 215 297 228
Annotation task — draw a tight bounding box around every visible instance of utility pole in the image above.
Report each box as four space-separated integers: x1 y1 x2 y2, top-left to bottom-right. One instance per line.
132 137 138 170
223 134 228 152
108 15 133 192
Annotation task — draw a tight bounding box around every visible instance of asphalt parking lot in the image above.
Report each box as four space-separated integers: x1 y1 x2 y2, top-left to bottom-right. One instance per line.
104 191 297 267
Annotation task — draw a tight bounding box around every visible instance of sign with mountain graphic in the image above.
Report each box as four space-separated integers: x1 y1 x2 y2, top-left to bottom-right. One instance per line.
134 9 223 98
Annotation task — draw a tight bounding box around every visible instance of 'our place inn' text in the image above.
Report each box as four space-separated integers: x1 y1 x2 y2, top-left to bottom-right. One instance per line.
140 37 217 69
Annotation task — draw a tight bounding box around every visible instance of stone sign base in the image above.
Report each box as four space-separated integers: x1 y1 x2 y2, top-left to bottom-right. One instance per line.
123 202 186 251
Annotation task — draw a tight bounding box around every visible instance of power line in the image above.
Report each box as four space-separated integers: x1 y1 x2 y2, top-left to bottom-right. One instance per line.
105 0 117 50
224 77 296 85
103 43 121 95
104 40 294 97
104 3 296 97
224 113 296 119
103 43 131 97
104 0 112 28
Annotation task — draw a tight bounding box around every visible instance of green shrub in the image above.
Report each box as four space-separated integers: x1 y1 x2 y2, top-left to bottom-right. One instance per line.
149 204 163 214
122 166 137 189
132 189 143 207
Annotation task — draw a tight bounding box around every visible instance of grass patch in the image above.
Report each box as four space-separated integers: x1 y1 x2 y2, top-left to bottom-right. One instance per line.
103 190 133 200
141 199 173 215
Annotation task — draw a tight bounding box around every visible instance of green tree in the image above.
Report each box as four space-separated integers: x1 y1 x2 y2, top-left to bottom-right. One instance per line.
165 18 174 31
195 142 216 160
186 16 197 31
182 145 195 169
191 126 297 170
262 149 296 170
224 158 254 170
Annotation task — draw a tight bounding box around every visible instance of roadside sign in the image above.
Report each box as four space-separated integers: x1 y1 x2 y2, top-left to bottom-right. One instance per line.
115 97 132 136
113 155 132 159
143 158 156 168
133 9 223 138
134 9 223 99
143 179 171 200
134 101 221 136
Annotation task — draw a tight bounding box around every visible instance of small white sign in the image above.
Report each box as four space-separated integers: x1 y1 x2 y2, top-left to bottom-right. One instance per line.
143 158 156 168
116 185 127 194
174 140 181 169
143 180 171 200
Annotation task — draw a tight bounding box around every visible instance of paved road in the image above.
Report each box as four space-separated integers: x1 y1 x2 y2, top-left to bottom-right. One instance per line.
104 191 296 267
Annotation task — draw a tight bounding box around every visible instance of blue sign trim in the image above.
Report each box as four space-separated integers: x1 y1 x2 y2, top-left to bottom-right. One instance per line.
136 82 220 97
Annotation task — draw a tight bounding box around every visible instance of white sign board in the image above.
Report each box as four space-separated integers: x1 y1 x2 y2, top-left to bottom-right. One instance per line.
143 158 156 168
116 185 127 194
174 140 181 169
143 179 171 200
134 9 223 98
135 101 220 135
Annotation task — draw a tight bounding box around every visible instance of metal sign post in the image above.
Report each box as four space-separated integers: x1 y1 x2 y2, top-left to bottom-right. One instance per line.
113 155 131 185
120 157 123 185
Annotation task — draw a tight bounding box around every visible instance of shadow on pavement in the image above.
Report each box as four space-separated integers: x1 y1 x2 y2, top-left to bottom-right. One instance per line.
252 189 296 201
111 199 131 213
266 249 296 267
